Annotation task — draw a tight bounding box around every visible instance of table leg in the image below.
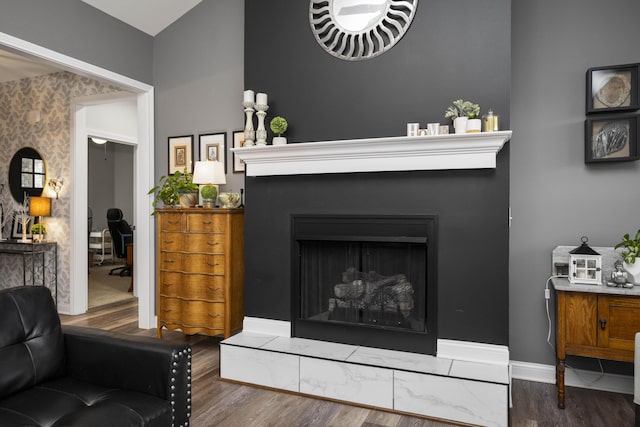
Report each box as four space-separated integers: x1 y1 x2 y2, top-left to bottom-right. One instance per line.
557 358 565 409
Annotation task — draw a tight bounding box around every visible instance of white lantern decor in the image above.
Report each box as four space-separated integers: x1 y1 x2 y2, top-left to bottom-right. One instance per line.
568 236 602 285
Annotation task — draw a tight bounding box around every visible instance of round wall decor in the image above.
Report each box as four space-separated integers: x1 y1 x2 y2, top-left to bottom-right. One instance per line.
309 0 419 61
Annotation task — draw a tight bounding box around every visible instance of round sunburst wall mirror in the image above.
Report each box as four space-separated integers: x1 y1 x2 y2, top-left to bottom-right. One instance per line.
309 0 419 61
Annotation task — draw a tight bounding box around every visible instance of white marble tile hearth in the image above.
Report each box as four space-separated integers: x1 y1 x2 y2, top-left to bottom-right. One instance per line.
220 333 510 427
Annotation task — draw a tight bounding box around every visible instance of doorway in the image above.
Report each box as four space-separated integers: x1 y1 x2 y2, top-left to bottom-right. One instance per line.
88 138 136 308
0 31 156 329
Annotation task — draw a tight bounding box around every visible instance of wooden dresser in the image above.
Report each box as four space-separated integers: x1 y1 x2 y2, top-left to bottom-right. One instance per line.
156 208 244 339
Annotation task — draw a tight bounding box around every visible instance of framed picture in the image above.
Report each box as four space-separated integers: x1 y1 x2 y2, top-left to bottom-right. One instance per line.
232 130 246 173
168 135 194 174
199 132 227 173
12 216 32 239
586 63 640 114
585 115 639 163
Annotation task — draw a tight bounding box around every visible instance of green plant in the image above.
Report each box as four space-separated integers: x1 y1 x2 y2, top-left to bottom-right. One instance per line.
615 229 640 264
444 99 481 120
200 184 218 201
148 168 198 209
270 116 288 136
31 223 46 234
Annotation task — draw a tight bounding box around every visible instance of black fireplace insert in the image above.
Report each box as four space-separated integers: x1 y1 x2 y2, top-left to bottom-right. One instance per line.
292 214 437 354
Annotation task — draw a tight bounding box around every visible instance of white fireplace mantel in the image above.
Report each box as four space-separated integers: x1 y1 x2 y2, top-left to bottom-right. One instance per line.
232 131 512 177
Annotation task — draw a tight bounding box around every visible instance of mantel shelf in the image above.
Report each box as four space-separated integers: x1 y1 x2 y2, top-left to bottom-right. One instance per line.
231 131 512 177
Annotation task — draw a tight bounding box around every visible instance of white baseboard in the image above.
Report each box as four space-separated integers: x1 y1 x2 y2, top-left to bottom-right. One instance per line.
243 317 291 337
510 360 633 395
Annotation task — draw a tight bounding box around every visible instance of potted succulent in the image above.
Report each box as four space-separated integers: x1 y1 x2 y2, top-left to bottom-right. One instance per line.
200 184 218 208
615 229 640 284
148 168 199 211
444 99 480 134
31 223 46 243
270 116 288 145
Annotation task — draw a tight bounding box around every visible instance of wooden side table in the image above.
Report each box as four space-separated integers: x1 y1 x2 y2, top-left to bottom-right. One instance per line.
551 277 640 408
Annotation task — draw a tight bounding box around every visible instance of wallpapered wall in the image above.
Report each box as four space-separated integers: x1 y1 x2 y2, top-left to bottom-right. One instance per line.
0 71 121 305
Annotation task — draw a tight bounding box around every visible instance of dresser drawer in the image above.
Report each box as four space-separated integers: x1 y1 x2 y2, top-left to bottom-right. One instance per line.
159 212 183 231
187 213 225 233
184 253 224 274
185 233 225 253
159 299 225 329
159 272 224 301
159 251 184 271
159 232 184 251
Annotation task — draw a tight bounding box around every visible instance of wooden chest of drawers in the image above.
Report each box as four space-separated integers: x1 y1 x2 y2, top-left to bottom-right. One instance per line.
156 208 244 338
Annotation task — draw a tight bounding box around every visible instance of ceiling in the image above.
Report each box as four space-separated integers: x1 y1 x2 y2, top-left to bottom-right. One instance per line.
0 1 202 83
81 0 202 36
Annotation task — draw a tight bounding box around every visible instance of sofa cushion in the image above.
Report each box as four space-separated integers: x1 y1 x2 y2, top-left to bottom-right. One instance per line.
0 287 64 399
0 377 171 427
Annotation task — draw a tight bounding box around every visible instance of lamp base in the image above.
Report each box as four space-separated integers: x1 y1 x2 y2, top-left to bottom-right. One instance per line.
203 200 216 209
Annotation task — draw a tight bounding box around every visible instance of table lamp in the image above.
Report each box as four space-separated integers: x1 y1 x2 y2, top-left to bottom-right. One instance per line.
192 161 226 208
29 196 51 242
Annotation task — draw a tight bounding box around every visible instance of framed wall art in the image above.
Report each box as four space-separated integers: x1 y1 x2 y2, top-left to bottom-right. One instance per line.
585 115 639 163
168 135 194 174
12 216 32 240
199 132 227 173
586 63 640 114
232 130 245 173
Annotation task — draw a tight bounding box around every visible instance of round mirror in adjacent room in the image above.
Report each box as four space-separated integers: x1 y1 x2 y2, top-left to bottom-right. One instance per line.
309 0 418 61
9 147 47 204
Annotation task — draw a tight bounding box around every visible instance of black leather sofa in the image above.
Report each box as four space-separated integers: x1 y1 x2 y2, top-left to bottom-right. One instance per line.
0 286 191 427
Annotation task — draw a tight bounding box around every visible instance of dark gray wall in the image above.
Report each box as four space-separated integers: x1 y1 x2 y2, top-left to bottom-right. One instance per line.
0 0 153 84
246 0 510 142
244 0 511 346
153 0 245 193
511 0 640 370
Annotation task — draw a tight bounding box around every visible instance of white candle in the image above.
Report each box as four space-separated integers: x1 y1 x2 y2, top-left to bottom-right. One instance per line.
243 90 254 103
256 92 268 105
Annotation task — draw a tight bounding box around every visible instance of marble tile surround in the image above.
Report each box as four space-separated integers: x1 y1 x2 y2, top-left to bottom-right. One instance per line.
220 333 510 427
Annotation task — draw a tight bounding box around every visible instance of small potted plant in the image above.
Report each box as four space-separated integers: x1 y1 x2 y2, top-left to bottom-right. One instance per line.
270 116 288 145
31 223 46 243
148 168 199 211
444 99 480 134
615 229 640 284
200 184 218 208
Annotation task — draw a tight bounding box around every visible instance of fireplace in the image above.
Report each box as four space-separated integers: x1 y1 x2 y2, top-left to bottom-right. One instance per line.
292 214 437 354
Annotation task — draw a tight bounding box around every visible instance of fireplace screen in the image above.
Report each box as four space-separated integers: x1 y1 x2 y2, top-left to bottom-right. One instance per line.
300 241 426 332
292 215 437 354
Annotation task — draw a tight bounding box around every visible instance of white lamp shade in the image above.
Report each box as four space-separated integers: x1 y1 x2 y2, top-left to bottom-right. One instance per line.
192 161 226 185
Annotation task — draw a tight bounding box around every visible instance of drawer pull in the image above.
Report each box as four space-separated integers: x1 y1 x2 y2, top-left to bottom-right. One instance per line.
207 286 222 291
164 283 176 287
207 242 220 246
208 313 221 318
164 259 175 264
162 309 173 313
202 221 212 225
207 262 220 267
599 318 606 330
168 220 180 224
164 240 174 244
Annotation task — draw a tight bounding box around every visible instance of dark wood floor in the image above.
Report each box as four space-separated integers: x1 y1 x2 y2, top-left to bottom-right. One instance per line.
59 300 636 427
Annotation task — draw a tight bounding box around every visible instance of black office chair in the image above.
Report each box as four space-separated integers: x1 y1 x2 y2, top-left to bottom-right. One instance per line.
106 208 133 277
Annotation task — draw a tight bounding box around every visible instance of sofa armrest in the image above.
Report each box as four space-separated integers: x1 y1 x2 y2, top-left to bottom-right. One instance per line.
63 325 191 425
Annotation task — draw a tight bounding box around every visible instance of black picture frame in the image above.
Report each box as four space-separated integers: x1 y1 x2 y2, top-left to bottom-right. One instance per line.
232 130 246 173
198 132 227 174
168 135 194 174
585 115 639 163
12 216 33 239
586 63 640 114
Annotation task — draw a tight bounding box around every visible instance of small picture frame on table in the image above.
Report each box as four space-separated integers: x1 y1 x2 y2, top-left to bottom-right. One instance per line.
586 63 640 114
168 135 194 174
199 132 227 173
232 130 246 173
12 217 32 240
585 115 639 163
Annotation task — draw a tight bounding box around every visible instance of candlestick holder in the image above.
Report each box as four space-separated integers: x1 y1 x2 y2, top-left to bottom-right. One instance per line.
243 101 255 147
255 104 269 146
